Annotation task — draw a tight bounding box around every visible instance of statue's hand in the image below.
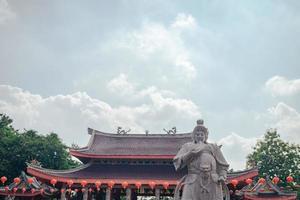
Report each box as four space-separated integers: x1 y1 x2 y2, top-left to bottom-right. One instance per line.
190 144 204 155
218 176 226 182
190 148 202 155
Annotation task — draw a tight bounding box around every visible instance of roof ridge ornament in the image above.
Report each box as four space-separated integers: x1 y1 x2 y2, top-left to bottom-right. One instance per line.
197 119 204 125
145 130 149 135
163 127 177 135
117 126 131 134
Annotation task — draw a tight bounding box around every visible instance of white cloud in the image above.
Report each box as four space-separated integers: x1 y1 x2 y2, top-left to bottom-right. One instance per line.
5 84 293 170
218 133 259 170
175 55 197 80
111 13 198 80
267 102 300 143
0 84 201 146
0 0 15 24
106 73 135 96
265 76 300 96
171 13 197 30
107 73 177 100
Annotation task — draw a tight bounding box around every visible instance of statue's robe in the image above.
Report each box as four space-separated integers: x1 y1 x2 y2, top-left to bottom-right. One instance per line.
173 142 229 200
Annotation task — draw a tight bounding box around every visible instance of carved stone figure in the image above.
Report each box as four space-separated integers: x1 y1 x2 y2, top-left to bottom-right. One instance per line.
163 127 177 134
173 120 229 200
117 127 131 134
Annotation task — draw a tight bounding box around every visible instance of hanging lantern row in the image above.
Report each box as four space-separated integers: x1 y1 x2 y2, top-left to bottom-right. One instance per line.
58 179 171 190
229 175 296 189
4 176 294 194
3 187 53 194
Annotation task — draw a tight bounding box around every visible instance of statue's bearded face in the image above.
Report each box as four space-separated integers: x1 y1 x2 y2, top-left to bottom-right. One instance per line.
193 127 207 143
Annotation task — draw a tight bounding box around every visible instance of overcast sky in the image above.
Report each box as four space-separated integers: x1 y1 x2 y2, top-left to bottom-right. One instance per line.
0 0 300 170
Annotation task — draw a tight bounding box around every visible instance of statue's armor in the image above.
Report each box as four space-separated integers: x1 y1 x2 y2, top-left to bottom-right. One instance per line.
182 144 218 200
173 120 229 200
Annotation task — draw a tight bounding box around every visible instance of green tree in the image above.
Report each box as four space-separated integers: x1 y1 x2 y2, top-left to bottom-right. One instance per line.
0 114 80 181
247 129 300 186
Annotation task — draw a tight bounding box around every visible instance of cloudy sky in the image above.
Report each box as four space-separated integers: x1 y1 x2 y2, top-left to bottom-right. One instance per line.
0 0 299 170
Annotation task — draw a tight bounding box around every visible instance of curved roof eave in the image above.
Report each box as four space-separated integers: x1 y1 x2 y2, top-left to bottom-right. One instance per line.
27 162 258 184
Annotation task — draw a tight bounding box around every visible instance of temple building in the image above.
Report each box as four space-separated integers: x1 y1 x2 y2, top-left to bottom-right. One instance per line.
23 128 259 200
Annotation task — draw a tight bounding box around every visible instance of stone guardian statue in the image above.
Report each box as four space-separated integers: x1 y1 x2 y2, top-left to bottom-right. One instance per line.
173 120 229 200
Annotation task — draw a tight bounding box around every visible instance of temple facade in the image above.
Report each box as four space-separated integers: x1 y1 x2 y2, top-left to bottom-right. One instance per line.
24 128 259 200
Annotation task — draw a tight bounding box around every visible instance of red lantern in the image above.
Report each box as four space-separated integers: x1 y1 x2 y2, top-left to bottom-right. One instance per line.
14 177 21 184
246 178 252 185
50 179 57 186
272 176 280 184
4 186 9 192
1 176 7 184
67 179 74 187
122 181 129 189
81 180 87 187
163 182 169 190
40 188 44 194
149 181 156 190
95 181 101 188
61 188 65 193
13 188 18 193
31 188 35 194
258 178 265 184
88 188 93 193
22 187 26 193
27 178 34 184
82 188 86 193
231 179 238 187
286 176 294 183
108 180 115 189
135 182 142 189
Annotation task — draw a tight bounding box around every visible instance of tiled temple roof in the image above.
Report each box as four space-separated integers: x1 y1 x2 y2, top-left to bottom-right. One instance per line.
0 171 57 197
243 176 297 200
27 162 258 186
227 167 259 182
70 128 192 160
27 162 185 185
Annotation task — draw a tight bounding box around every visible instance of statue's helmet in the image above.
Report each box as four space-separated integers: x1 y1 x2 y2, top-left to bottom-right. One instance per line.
192 119 208 142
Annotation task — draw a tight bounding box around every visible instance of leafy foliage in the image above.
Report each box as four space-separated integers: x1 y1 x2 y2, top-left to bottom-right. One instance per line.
0 114 80 181
247 129 300 186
